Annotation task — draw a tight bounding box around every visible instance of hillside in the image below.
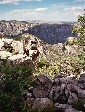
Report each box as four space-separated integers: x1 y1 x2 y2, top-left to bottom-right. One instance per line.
0 21 77 44
28 23 77 44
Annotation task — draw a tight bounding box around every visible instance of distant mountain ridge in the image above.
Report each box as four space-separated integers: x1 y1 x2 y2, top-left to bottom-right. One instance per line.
0 21 77 44
27 23 77 44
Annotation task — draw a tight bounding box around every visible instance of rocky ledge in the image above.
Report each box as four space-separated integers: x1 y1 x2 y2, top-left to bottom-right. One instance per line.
0 34 43 64
23 74 85 112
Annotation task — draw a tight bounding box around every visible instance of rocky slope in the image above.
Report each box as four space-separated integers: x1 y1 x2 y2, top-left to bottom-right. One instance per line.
24 74 85 112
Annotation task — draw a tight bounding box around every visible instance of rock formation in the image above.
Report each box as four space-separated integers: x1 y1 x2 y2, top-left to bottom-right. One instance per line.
23 74 85 112
0 34 43 64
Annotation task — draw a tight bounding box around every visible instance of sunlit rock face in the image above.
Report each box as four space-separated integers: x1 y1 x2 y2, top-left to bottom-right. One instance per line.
0 51 12 59
0 35 43 64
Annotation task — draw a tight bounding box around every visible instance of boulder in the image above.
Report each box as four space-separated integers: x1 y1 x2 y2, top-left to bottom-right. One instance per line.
49 85 61 101
23 74 85 112
60 77 74 84
65 107 82 112
37 74 53 89
54 103 71 111
8 54 31 64
3 38 13 44
11 41 24 54
29 49 39 60
0 51 12 59
32 98 53 111
79 74 85 83
68 93 78 105
33 85 49 98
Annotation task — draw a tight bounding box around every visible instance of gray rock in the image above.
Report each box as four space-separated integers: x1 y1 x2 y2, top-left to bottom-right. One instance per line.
68 93 78 105
23 74 85 111
54 103 72 111
71 93 78 101
65 107 82 112
54 78 61 85
61 84 66 90
65 89 69 98
49 85 61 100
79 74 85 83
33 85 49 98
37 74 53 89
67 84 73 91
32 98 53 111
78 83 85 89
60 77 75 84
78 89 85 98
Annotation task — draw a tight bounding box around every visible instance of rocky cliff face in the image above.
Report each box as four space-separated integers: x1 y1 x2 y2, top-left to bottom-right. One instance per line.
0 21 38 37
0 21 77 44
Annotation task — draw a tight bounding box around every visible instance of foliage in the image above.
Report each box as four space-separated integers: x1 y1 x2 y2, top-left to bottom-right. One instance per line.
73 13 85 46
0 60 32 112
65 37 78 45
35 42 85 78
35 12 85 78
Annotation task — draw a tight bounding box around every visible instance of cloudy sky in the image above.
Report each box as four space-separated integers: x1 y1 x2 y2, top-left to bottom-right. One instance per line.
0 0 84 21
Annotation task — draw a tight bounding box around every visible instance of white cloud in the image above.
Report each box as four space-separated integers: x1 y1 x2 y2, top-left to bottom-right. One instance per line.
0 8 81 21
34 7 48 12
74 12 82 16
74 0 85 2
0 9 44 20
0 0 41 4
64 6 83 11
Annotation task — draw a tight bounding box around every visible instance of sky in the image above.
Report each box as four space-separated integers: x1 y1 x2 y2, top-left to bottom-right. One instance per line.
0 0 85 21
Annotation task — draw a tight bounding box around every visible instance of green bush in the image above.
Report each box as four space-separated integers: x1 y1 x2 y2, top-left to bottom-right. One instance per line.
73 13 85 46
0 61 32 112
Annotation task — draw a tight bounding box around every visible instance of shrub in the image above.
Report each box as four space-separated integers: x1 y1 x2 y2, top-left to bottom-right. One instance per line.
0 61 32 112
73 13 85 46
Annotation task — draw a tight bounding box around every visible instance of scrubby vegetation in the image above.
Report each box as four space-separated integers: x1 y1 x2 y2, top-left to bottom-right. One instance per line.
0 60 32 112
35 13 85 78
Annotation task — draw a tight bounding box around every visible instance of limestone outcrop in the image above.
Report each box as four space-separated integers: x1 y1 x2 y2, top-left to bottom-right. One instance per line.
0 34 43 64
